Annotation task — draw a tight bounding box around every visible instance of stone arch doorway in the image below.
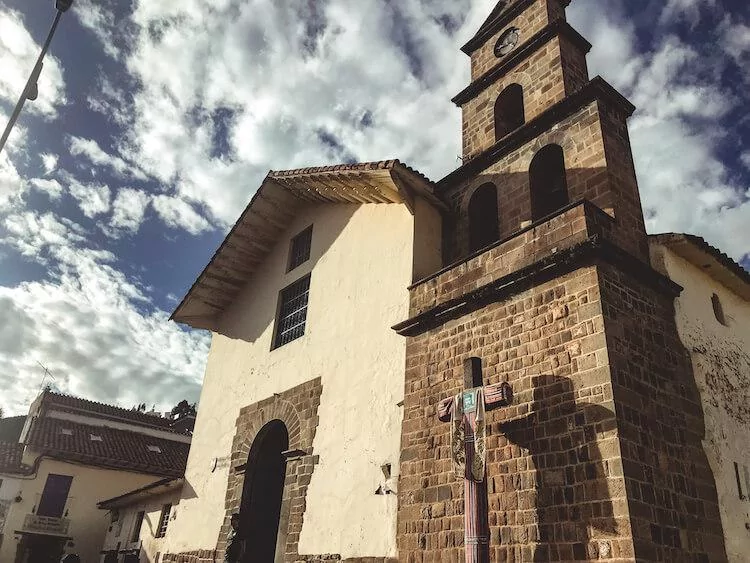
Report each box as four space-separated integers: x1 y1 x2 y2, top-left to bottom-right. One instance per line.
239 419 289 562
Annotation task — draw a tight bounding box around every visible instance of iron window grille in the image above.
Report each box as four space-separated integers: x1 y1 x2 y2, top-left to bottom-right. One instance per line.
288 226 312 271
273 274 311 349
156 503 172 538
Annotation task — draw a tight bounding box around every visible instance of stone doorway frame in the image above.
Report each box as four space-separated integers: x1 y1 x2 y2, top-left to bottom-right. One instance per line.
218 378 323 562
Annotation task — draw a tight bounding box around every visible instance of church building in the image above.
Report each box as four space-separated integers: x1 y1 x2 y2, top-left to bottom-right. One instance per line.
164 1 749 562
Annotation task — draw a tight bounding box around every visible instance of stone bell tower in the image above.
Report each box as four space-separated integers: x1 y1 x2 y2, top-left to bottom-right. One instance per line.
394 0 729 561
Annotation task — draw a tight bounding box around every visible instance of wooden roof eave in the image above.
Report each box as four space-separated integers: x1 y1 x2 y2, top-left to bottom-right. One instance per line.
172 164 443 331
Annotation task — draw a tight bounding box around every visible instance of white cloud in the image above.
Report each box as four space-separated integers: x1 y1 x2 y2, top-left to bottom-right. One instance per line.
0 111 28 211
40 152 58 175
112 0 478 227
0 8 66 117
67 178 111 218
30 177 63 199
71 0 124 59
108 188 151 235
0 210 209 416
570 0 749 261
659 0 716 27
69 136 147 180
4 210 86 259
86 75 131 125
152 194 211 234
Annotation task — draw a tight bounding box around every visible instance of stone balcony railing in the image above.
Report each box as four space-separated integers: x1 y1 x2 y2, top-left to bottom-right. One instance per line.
396 200 620 336
23 513 71 536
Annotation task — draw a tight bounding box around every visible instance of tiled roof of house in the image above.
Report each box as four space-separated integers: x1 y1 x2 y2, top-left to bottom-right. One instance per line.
268 159 436 187
0 440 26 474
41 390 179 431
26 417 189 478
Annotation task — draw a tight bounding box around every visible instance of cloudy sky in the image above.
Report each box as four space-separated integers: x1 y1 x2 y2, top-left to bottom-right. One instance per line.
0 0 748 416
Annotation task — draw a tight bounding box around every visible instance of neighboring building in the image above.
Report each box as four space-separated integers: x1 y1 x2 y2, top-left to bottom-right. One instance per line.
98 478 184 563
650 234 750 562
0 440 26 553
159 1 747 562
0 391 191 563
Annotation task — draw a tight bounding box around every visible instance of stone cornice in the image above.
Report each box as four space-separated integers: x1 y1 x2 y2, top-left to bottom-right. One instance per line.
439 77 635 191
393 235 682 337
453 19 591 106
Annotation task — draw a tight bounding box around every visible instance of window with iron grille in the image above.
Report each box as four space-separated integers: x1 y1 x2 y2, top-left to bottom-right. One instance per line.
273 274 311 349
288 225 312 271
156 504 172 538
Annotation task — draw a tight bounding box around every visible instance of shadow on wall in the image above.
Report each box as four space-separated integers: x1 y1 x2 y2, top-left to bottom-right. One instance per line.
443 162 616 266
217 203 359 343
499 374 619 561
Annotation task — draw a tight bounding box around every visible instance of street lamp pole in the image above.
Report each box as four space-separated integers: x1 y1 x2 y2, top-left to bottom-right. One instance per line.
0 0 74 156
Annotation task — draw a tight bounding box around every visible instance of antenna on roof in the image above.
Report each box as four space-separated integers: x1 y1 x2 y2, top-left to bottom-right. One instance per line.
37 361 55 393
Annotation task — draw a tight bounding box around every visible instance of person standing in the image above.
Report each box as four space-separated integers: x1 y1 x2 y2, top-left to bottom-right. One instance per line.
224 513 245 563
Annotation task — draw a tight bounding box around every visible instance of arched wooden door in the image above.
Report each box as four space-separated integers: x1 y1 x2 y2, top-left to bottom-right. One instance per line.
239 420 289 562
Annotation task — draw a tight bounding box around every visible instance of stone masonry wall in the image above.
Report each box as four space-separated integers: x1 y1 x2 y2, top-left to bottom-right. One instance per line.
399 264 636 561
446 101 610 265
598 264 728 562
462 35 568 159
411 201 613 316
470 0 551 81
162 378 329 563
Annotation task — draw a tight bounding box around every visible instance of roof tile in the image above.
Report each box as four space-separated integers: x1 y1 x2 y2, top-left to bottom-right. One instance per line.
27 417 189 478
42 391 180 432
0 441 26 474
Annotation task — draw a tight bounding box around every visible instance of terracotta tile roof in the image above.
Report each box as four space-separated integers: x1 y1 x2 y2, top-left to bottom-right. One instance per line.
26 417 189 478
41 390 179 432
0 440 26 474
268 158 436 187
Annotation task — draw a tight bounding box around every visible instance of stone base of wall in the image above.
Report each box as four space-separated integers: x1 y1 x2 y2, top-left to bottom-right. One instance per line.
161 549 217 563
161 551 396 563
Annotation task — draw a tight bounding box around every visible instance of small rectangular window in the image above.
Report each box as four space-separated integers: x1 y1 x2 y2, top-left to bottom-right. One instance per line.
131 510 145 542
156 503 172 538
287 226 312 271
273 274 311 349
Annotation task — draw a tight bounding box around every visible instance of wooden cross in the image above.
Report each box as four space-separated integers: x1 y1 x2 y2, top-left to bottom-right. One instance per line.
438 357 513 563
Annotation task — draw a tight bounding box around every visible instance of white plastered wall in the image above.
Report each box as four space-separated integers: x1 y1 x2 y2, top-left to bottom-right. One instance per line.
653 245 750 562
99 487 183 563
0 473 22 537
163 201 431 559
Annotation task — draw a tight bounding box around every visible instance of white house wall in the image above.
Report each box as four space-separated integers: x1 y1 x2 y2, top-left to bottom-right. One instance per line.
164 202 419 559
652 245 750 562
0 457 159 563
100 488 183 563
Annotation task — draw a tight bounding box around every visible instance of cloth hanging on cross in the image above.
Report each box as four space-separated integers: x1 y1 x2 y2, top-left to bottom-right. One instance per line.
450 389 487 482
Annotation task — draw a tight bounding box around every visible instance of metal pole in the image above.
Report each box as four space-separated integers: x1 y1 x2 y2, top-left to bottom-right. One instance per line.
0 9 64 155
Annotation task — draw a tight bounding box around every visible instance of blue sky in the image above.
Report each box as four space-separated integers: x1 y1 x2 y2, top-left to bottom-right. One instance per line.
0 0 748 416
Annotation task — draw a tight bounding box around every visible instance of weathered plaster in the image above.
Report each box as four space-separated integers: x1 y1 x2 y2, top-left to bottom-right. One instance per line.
164 201 428 559
651 244 750 562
